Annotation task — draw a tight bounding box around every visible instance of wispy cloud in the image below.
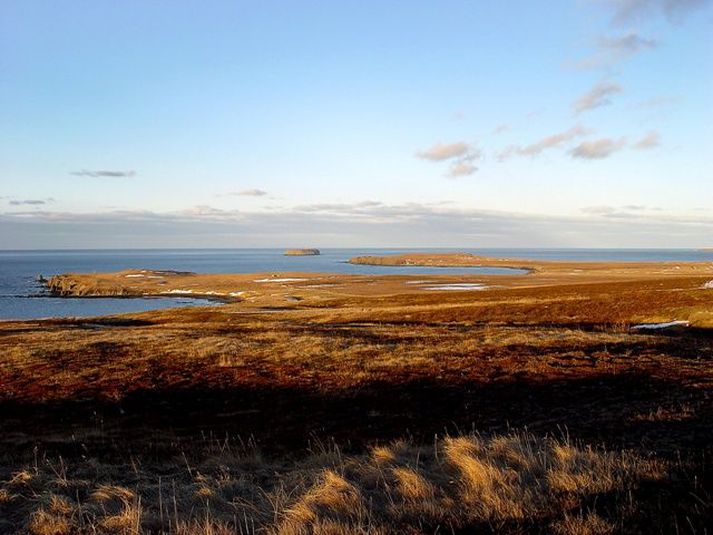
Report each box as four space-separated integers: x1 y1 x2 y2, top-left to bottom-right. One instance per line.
581 204 660 217
416 142 472 161
447 162 478 178
8 198 54 206
70 170 137 178
497 126 591 160
634 96 679 109
570 137 627 159
600 32 658 54
181 205 237 218
603 0 711 25
229 189 268 197
574 32 658 69
573 81 623 114
633 130 661 149
416 142 481 177
293 200 387 213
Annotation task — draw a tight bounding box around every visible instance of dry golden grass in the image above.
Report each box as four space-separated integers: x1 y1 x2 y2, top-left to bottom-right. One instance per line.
2 316 710 406
0 432 668 534
551 513 615 535
27 510 71 535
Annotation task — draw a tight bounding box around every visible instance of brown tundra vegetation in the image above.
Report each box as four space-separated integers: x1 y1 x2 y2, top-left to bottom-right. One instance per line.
1 253 713 533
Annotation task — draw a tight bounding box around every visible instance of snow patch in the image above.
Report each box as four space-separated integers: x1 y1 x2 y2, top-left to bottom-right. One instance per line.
631 320 690 331
423 283 487 291
162 289 194 294
254 278 307 283
703 280 713 289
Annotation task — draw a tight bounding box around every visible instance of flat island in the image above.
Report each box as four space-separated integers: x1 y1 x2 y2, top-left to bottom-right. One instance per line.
284 248 320 256
3 252 713 532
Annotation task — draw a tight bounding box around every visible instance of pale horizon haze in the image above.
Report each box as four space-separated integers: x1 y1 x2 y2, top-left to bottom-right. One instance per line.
1 1 712 249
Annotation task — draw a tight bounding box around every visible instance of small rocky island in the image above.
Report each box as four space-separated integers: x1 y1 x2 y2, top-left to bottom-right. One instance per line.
284 248 320 256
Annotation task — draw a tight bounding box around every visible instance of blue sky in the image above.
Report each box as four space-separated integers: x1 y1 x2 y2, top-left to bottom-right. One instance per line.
1 0 712 248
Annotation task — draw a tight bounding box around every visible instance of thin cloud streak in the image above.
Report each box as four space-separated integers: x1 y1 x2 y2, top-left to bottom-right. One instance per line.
581 204 662 218
416 142 471 161
600 33 658 53
8 198 54 206
230 189 268 197
497 126 590 161
416 142 481 177
574 32 658 69
633 130 661 149
447 162 478 178
635 96 679 109
571 137 627 159
70 170 137 178
572 81 623 114
604 0 711 25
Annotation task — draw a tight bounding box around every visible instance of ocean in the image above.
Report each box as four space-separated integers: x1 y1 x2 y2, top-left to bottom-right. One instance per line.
1 248 711 320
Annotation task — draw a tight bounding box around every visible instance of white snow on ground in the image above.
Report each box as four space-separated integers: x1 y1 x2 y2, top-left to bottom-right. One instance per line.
253 278 307 283
631 320 690 330
703 280 713 289
125 274 145 278
229 291 245 297
162 289 235 296
404 280 434 284
423 283 487 291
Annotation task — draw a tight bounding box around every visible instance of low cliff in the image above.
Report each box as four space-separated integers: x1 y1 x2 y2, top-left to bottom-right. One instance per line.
46 274 140 297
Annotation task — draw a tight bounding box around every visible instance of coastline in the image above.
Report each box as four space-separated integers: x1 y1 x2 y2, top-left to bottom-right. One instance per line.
33 252 713 327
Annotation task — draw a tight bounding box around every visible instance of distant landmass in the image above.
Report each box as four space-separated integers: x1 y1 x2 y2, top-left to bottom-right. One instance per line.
284 248 320 256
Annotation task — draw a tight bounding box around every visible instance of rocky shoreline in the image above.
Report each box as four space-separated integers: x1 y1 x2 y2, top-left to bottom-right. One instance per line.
45 272 235 302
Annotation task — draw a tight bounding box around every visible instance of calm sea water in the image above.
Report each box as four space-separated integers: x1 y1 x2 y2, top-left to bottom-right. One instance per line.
1 248 711 320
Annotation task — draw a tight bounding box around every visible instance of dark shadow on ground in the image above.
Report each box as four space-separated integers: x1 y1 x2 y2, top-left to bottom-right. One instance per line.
1 372 711 461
